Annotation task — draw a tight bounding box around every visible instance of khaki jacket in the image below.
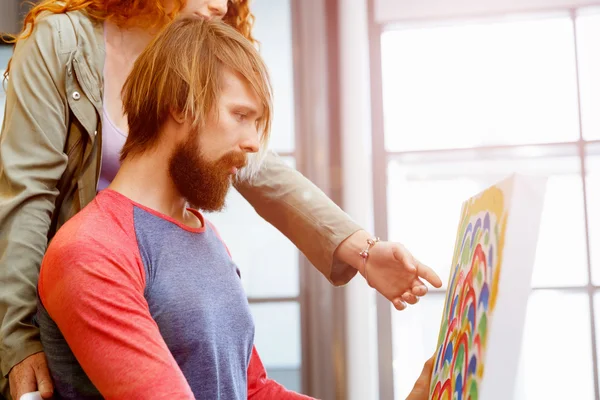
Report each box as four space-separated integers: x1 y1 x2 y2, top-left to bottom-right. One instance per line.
0 11 360 378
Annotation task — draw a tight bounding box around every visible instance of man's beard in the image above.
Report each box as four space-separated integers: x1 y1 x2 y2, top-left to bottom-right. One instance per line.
168 136 247 212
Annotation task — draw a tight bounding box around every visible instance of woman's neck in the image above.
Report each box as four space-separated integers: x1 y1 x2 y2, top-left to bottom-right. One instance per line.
103 20 161 133
104 20 156 62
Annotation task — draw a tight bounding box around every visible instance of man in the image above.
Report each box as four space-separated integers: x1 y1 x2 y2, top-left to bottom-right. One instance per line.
36 16 308 399
33 15 438 400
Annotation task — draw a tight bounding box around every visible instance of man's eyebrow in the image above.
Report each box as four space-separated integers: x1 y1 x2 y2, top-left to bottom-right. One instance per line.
230 103 262 117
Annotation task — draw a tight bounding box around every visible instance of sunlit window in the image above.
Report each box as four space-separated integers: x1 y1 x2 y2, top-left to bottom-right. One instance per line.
377 9 600 400
0 45 10 126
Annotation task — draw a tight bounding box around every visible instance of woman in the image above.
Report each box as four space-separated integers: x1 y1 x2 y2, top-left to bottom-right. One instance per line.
0 1 442 398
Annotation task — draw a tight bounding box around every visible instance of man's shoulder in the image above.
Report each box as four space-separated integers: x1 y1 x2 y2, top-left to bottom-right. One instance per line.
39 193 146 304
46 194 138 265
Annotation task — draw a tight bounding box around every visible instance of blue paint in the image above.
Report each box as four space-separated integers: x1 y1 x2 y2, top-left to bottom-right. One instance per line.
446 267 459 314
444 342 454 365
468 355 478 377
483 212 490 231
479 284 489 309
471 218 482 249
455 372 463 400
435 345 444 371
467 304 475 332
450 294 459 320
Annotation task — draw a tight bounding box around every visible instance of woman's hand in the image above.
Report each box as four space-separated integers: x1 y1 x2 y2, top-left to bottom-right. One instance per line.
406 356 435 400
9 352 53 400
335 230 442 310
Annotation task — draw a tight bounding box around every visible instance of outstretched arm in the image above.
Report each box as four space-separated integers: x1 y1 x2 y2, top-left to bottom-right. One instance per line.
235 151 362 286
235 152 442 309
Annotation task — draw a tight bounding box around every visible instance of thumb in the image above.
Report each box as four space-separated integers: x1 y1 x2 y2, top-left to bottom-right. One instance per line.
33 358 54 398
406 356 435 400
419 356 434 380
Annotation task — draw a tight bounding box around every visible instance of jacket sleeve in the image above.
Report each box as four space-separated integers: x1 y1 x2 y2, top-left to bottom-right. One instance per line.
0 16 70 376
234 152 362 286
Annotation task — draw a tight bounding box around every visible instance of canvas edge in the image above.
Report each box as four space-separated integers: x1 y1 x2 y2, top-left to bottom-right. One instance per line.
479 173 547 400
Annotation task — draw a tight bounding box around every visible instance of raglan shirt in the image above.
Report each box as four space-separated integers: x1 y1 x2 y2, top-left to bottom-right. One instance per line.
37 189 311 399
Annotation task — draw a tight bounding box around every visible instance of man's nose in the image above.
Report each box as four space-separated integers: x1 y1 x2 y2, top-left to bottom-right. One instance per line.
240 131 260 154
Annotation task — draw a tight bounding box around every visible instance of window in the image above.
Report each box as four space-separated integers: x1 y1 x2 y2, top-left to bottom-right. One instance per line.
372 7 600 400
205 0 303 392
381 17 579 151
0 69 5 125
0 46 10 126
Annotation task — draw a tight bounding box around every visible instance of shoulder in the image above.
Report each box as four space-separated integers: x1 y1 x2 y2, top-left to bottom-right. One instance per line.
42 194 142 278
39 194 148 306
14 10 102 58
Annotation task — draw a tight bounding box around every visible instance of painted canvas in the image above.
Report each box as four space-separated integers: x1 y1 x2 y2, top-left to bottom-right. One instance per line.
429 174 546 400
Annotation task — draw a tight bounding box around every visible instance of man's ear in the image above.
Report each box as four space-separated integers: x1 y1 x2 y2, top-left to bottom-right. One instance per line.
170 108 187 124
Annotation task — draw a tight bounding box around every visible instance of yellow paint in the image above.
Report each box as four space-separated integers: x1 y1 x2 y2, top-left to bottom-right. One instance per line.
458 185 508 311
477 363 484 379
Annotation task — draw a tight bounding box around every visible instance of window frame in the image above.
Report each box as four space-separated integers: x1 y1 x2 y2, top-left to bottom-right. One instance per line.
366 2 600 399
290 0 350 397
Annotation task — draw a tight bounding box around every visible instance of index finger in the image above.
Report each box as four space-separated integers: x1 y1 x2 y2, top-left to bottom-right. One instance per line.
11 375 37 400
415 261 443 288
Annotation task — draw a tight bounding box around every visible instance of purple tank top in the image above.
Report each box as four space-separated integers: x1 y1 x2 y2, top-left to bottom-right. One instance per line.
98 108 127 191
99 22 128 191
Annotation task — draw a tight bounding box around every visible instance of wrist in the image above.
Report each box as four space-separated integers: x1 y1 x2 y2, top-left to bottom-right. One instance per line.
334 229 372 274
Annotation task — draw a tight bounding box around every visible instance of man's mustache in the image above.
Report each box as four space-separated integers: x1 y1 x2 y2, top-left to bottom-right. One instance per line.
219 151 247 170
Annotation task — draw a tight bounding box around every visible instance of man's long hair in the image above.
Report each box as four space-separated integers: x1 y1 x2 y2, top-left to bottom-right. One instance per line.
121 17 273 179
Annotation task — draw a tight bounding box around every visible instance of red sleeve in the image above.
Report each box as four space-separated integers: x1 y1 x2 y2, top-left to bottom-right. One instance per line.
38 226 194 400
247 346 315 399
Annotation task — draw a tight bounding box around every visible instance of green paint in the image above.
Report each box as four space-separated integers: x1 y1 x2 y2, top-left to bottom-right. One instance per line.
462 238 471 266
442 362 450 378
478 313 488 347
469 379 479 400
438 320 448 344
455 345 465 374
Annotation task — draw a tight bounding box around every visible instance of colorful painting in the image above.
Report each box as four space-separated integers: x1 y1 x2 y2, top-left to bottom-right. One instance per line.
428 175 546 400
429 185 508 400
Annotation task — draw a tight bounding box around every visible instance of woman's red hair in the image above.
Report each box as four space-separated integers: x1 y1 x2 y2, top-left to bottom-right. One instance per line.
4 0 255 77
